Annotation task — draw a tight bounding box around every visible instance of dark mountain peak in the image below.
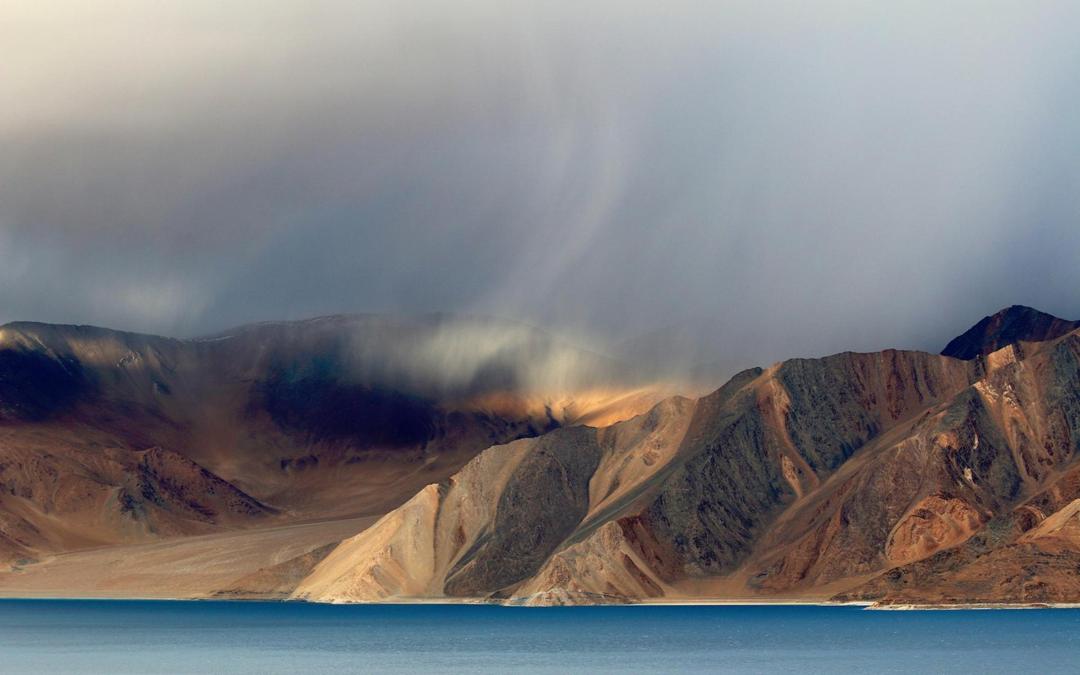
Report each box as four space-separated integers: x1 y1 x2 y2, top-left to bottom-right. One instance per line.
942 305 1080 360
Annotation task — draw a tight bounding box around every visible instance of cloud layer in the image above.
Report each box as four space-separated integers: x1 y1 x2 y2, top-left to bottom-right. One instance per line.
2 0 1079 376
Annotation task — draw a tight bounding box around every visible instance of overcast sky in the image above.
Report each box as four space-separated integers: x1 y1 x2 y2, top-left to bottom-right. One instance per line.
2 0 1079 372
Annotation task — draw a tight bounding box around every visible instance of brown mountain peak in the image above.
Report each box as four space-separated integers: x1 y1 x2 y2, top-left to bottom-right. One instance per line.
941 305 1080 360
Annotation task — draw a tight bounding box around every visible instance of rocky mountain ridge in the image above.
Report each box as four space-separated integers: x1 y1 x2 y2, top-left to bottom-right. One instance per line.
3 305 1080 607
288 305 1080 606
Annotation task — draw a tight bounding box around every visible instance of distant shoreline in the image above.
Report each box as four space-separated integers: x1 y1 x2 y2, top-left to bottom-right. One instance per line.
1 595 1078 611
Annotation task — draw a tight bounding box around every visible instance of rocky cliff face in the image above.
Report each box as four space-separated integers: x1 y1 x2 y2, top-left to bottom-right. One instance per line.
293 307 1080 606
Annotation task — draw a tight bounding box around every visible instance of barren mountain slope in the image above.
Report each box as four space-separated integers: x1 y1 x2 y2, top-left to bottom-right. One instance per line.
4 306 1078 604
293 396 697 603
0 315 670 566
292 307 1080 605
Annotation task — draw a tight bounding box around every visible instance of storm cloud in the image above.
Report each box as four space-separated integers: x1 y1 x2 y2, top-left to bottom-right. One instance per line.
2 0 1079 377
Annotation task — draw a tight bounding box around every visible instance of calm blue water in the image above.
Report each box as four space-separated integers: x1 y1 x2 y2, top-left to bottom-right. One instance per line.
0 600 1078 673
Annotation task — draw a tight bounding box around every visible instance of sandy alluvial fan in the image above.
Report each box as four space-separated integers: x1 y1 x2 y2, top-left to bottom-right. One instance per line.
2 305 1080 606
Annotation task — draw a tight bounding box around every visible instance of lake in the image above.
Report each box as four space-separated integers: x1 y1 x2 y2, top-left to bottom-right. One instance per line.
0 600 1077 673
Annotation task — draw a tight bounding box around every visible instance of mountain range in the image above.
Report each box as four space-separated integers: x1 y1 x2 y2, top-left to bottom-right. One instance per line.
1 305 1079 606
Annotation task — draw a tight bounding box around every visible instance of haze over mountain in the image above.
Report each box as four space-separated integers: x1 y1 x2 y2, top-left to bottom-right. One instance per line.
3 1 1080 376
0 314 677 568
3 305 1080 608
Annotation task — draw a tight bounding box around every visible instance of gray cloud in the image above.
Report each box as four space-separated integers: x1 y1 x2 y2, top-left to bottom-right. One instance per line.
2 0 1079 379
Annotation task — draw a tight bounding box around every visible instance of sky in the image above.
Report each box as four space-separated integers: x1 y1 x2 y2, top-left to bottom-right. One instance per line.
2 0 1079 374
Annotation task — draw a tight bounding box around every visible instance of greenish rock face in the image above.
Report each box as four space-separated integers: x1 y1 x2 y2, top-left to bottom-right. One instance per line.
1049 334 1080 456
444 426 602 596
643 400 781 577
